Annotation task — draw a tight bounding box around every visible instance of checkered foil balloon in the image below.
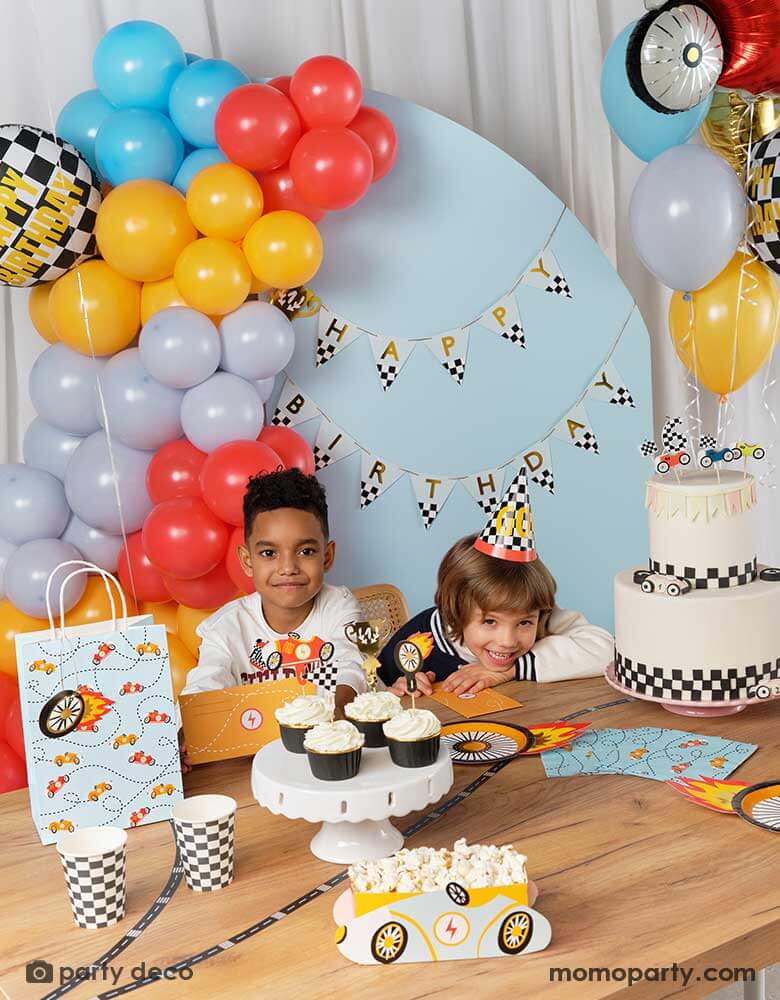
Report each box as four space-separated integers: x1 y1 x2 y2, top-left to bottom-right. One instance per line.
0 125 100 287
749 130 780 275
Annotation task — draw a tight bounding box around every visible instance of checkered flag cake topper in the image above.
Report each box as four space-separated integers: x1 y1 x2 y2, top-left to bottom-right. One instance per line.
473 467 537 563
661 416 687 453
639 438 659 458
699 433 717 451
304 660 338 691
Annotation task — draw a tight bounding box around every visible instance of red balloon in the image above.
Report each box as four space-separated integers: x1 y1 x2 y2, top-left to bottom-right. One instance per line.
215 83 301 173
5 695 24 760
164 562 237 610
348 106 398 182
267 75 291 97
146 439 207 505
258 426 314 475
290 56 362 128
142 498 229 580
705 0 780 94
290 128 373 211
225 525 254 595
0 672 17 712
258 166 326 224
118 531 170 603
200 441 283 527
0 740 26 793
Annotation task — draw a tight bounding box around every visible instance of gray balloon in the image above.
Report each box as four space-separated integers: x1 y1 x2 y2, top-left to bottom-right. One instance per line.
4 538 86 618
23 417 84 481
62 515 123 573
99 348 183 451
29 344 106 435
255 376 276 402
219 302 295 380
181 372 264 452
64 431 153 534
139 306 221 388
0 537 17 600
0 464 71 544
629 144 746 291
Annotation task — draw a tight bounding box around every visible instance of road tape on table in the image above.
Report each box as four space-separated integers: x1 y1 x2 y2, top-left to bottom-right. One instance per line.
45 698 630 999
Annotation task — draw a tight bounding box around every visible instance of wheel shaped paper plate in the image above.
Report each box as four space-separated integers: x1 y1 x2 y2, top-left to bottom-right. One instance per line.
440 720 591 764
733 781 780 832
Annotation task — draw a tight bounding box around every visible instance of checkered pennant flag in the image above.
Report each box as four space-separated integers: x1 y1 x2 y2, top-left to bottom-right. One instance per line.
521 247 572 299
359 452 403 509
313 417 358 471
699 433 717 451
639 439 659 458
304 660 339 692
272 377 322 428
473 466 537 562
661 416 687 453
368 334 415 391
0 125 101 288
553 402 599 454
478 292 525 349
522 439 556 495
426 328 470 386
410 474 456 529
587 360 635 408
316 307 362 367
462 468 504 516
172 813 235 892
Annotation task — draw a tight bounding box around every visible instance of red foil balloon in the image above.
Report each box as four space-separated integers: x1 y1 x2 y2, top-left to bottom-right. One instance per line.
200 440 282 527
258 426 315 475
225 525 254 595
290 127 373 210
118 531 170 603
146 439 207 504
704 0 780 95
164 562 237 609
215 83 302 172
142 497 229 580
258 166 326 223
348 106 398 182
290 56 362 128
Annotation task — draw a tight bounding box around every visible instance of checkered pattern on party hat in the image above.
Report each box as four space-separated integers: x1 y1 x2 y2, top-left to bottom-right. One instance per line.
473 467 537 562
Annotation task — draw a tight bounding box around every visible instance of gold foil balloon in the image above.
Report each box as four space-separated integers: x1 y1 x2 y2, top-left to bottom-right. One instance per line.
701 90 780 175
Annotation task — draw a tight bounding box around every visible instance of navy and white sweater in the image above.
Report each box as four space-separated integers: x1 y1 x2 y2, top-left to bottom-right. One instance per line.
376 606 613 687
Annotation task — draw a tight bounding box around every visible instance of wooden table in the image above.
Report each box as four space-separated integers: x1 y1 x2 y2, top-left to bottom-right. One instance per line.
2 676 778 1000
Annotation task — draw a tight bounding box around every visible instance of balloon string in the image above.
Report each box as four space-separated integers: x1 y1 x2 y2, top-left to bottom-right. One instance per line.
681 294 703 466
31 2 139 614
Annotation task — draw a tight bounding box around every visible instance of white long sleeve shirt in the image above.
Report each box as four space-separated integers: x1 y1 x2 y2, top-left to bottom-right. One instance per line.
180 585 367 697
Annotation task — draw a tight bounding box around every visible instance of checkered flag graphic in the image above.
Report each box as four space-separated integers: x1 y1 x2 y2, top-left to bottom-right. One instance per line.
313 445 331 470
60 847 126 928
316 339 338 367
662 417 687 453
417 501 440 529
501 322 526 348
173 813 235 892
610 386 635 408
476 495 498 515
574 430 599 453
699 434 717 451
376 360 399 391
749 133 780 275
360 482 381 508
531 467 555 494
639 439 659 458
545 274 572 297
442 356 466 385
304 660 339 691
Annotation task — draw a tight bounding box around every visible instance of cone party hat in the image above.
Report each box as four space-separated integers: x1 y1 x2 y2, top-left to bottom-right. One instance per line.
473 467 536 562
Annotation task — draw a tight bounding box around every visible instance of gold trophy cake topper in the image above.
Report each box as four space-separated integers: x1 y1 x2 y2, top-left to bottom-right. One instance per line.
344 620 392 691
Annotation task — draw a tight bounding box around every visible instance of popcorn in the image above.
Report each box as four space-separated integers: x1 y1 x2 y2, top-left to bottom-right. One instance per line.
348 840 528 893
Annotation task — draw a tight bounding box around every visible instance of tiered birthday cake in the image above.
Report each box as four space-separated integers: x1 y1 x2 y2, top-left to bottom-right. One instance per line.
613 471 780 706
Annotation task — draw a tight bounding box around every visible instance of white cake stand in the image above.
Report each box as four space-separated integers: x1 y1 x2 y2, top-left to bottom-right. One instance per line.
251 741 454 864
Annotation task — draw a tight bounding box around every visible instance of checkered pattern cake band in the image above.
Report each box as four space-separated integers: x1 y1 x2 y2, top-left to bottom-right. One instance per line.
640 439 659 458
442 357 466 385
500 322 525 348
749 133 780 274
615 651 780 702
648 557 758 590
60 848 126 928
173 814 235 892
474 467 537 562
609 386 635 407
0 125 100 287
303 660 338 691
545 274 571 297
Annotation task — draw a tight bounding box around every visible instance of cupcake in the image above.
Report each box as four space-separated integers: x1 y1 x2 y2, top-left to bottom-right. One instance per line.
344 691 403 747
275 695 332 753
304 720 364 781
383 709 441 768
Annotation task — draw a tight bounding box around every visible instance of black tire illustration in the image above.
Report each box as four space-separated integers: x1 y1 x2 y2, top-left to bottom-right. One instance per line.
446 882 470 906
371 921 408 964
498 910 534 954
38 689 85 739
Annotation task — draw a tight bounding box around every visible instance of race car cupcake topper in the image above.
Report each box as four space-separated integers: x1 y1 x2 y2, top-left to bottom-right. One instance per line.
344 620 393 692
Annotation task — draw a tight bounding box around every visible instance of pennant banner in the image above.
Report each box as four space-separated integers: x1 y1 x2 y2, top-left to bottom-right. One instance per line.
316 308 362 367
520 247 572 297
360 453 403 509
553 402 599 454
369 334 415 391
479 293 525 349
410 474 456 529
587 360 636 408
462 468 506 516
519 438 555 495
426 329 469 386
313 418 359 471
272 379 321 428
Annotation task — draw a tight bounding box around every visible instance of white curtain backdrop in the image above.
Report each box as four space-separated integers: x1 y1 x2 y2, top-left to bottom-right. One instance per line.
1 0 778 563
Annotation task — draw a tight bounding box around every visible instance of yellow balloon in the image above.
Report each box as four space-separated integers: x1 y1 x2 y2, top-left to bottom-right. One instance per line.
141 276 189 325
139 600 179 634
49 260 141 356
176 603 216 657
168 634 197 700
174 237 251 315
0 600 47 678
65 576 138 627
701 91 780 175
243 210 323 289
28 284 58 343
186 164 263 242
669 252 779 398
96 180 197 283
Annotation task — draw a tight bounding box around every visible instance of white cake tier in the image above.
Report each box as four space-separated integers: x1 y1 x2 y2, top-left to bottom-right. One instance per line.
647 471 757 589
614 568 780 703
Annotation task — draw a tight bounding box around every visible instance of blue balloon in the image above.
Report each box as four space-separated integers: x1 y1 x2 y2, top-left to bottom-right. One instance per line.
601 22 712 162
93 20 185 111
95 108 184 186
186 53 202 65
55 89 115 175
173 147 228 193
168 59 249 147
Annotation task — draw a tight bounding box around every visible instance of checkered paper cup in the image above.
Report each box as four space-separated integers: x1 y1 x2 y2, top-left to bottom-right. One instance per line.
56 827 127 930
172 795 236 892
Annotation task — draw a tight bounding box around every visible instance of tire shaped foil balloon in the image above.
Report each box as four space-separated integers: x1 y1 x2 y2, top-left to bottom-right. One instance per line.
748 129 780 274
0 125 101 287
626 2 723 114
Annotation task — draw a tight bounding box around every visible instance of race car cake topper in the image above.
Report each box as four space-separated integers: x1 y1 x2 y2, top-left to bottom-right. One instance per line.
473 467 536 562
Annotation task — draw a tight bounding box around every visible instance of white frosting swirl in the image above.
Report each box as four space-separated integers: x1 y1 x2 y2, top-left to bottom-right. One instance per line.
304 720 364 753
275 695 332 728
344 691 403 723
383 708 441 741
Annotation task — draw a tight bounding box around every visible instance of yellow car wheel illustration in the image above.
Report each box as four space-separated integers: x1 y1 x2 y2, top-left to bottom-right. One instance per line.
371 921 408 964
498 910 533 954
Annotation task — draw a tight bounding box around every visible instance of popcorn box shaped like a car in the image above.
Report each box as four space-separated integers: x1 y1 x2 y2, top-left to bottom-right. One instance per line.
265 633 335 682
333 881 551 965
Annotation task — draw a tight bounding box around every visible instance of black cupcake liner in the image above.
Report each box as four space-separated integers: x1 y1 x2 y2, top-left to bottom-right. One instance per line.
279 723 311 754
347 717 389 748
307 746 362 781
387 734 440 768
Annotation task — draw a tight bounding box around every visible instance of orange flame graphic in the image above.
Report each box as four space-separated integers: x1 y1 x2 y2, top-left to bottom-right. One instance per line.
525 721 591 754
667 775 749 814
408 632 434 660
76 685 115 728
